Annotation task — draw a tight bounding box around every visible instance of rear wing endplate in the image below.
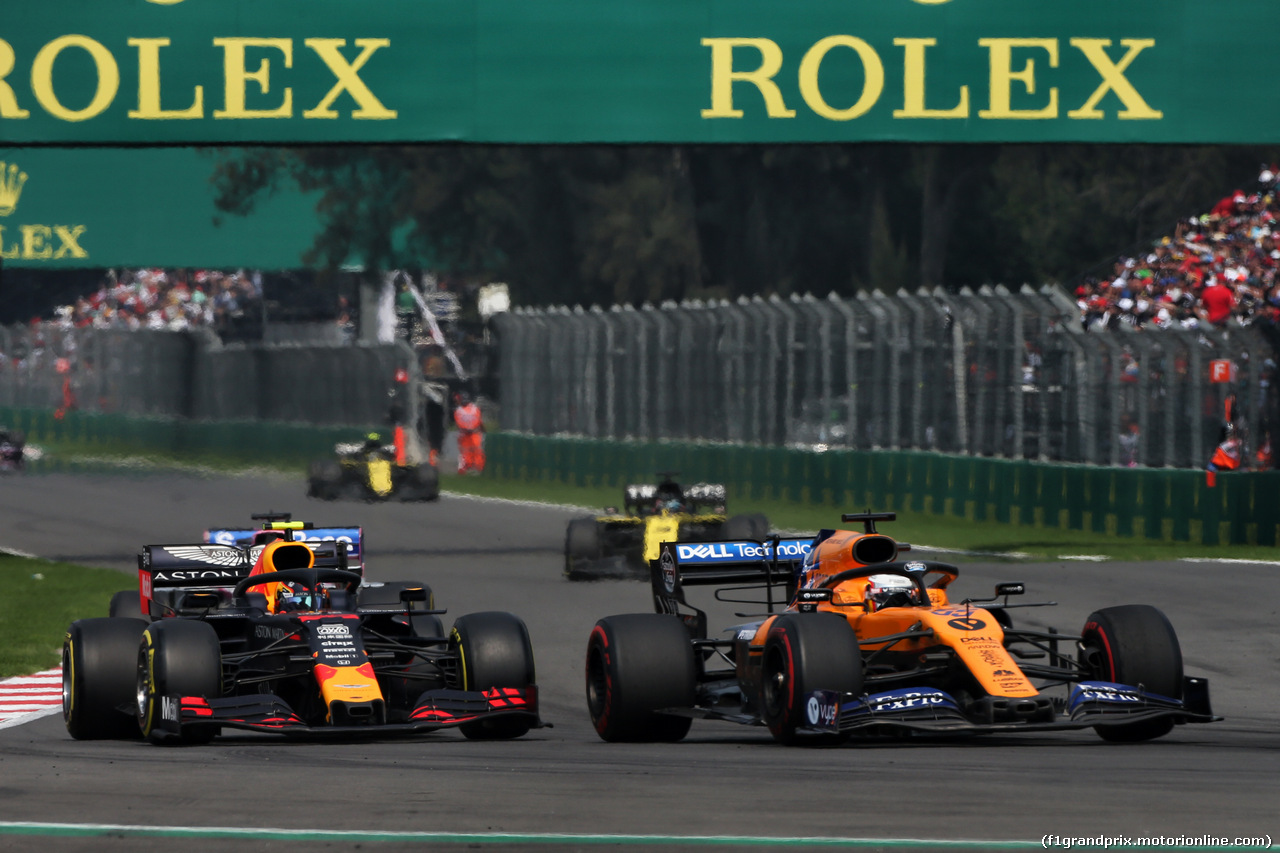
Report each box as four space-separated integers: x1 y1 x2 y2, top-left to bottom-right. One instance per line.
651 537 812 638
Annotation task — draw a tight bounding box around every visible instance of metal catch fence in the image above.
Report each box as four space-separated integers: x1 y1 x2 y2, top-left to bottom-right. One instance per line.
494 286 1280 469
0 324 413 430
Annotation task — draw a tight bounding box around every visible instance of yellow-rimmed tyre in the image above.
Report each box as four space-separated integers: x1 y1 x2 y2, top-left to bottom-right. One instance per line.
63 617 148 739
450 611 536 740
136 620 222 745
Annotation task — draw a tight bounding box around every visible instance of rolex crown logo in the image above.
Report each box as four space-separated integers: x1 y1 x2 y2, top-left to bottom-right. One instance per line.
0 162 29 217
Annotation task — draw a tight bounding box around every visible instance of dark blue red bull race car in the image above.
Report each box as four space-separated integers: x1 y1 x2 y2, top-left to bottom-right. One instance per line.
66 517 542 744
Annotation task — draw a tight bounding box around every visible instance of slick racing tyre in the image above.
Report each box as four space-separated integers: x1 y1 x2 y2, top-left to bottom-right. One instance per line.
108 589 146 620
761 613 862 745
450 612 537 740
137 620 222 745
564 518 602 580
723 513 769 541
586 614 696 743
307 459 343 500
400 463 440 502
1080 605 1183 742
63 617 148 740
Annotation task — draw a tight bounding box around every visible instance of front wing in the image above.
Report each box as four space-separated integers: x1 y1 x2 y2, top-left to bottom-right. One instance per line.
150 686 541 738
794 679 1219 737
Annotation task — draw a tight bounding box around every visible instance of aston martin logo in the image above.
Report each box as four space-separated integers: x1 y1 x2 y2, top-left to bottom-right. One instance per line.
161 545 248 567
0 162 27 217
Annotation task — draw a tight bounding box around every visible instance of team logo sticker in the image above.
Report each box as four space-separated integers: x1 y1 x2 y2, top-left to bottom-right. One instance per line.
946 617 987 631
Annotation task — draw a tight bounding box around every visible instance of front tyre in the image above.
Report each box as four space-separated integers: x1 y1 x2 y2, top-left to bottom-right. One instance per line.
137 620 222 745
1080 605 1183 743
63 617 148 740
450 611 537 740
585 614 696 743
761 613 862 745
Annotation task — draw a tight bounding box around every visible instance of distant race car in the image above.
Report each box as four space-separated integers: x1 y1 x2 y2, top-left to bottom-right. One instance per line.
563 472 768 580
67 520 541 743
0 427 25 472
307 435 439 502
585 511 1219 744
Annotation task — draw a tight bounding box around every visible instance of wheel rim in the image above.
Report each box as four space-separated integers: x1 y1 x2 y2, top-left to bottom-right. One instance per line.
135 645 151 724
761 644 790 722
586 644 609 722
61 645 72 721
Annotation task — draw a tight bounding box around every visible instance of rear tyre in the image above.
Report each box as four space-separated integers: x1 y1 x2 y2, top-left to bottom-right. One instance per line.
137 620 222 745
307 459 343 500
564 518 602 580
1080 605 1183 742
761 613 862 745
405 464 440 501
723 515 759 541
451 611 537 739
749 513 771 539
585 614 696 743
108 589 145 620
63 617 148 740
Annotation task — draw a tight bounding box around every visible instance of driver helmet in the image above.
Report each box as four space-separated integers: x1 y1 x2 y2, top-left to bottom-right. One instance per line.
276 582 326 612
664 498 683 513
866 574 917 611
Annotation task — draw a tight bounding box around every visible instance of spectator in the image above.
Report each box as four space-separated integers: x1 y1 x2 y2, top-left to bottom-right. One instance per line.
1077 165 1280 332
1199 276 1236 326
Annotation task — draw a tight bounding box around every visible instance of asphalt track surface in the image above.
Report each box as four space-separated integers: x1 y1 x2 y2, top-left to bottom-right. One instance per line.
0 469 1276 853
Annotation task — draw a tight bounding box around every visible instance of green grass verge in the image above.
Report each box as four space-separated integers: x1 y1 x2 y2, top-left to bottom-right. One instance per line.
0 554 127 678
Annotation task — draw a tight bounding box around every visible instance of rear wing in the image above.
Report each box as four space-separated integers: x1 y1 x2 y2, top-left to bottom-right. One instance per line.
138 540 352 618
651 537 812 638
624 482 727 514
203 525 365 574
138 543 254 618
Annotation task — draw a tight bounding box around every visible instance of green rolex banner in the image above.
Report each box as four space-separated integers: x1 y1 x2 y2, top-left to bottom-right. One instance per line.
0 0 1275 145
0 148 325 268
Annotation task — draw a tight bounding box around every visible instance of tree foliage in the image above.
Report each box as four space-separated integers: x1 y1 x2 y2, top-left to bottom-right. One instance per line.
211 144 1280 307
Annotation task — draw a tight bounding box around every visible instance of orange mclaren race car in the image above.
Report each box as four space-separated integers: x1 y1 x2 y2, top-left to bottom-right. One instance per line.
586 511 1218 744
64 521 541 744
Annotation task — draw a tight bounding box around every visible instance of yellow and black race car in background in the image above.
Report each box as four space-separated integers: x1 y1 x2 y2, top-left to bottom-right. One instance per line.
307 434 439 502
563 473 768 580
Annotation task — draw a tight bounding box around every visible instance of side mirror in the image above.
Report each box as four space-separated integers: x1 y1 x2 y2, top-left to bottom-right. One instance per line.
795 587 833 613
399 587 429 603
995 583 1025 597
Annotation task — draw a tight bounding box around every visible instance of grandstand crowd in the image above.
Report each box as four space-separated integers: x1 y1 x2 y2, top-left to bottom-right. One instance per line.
1077 165 1280 332
14 165 1280 338
40 268 263 334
